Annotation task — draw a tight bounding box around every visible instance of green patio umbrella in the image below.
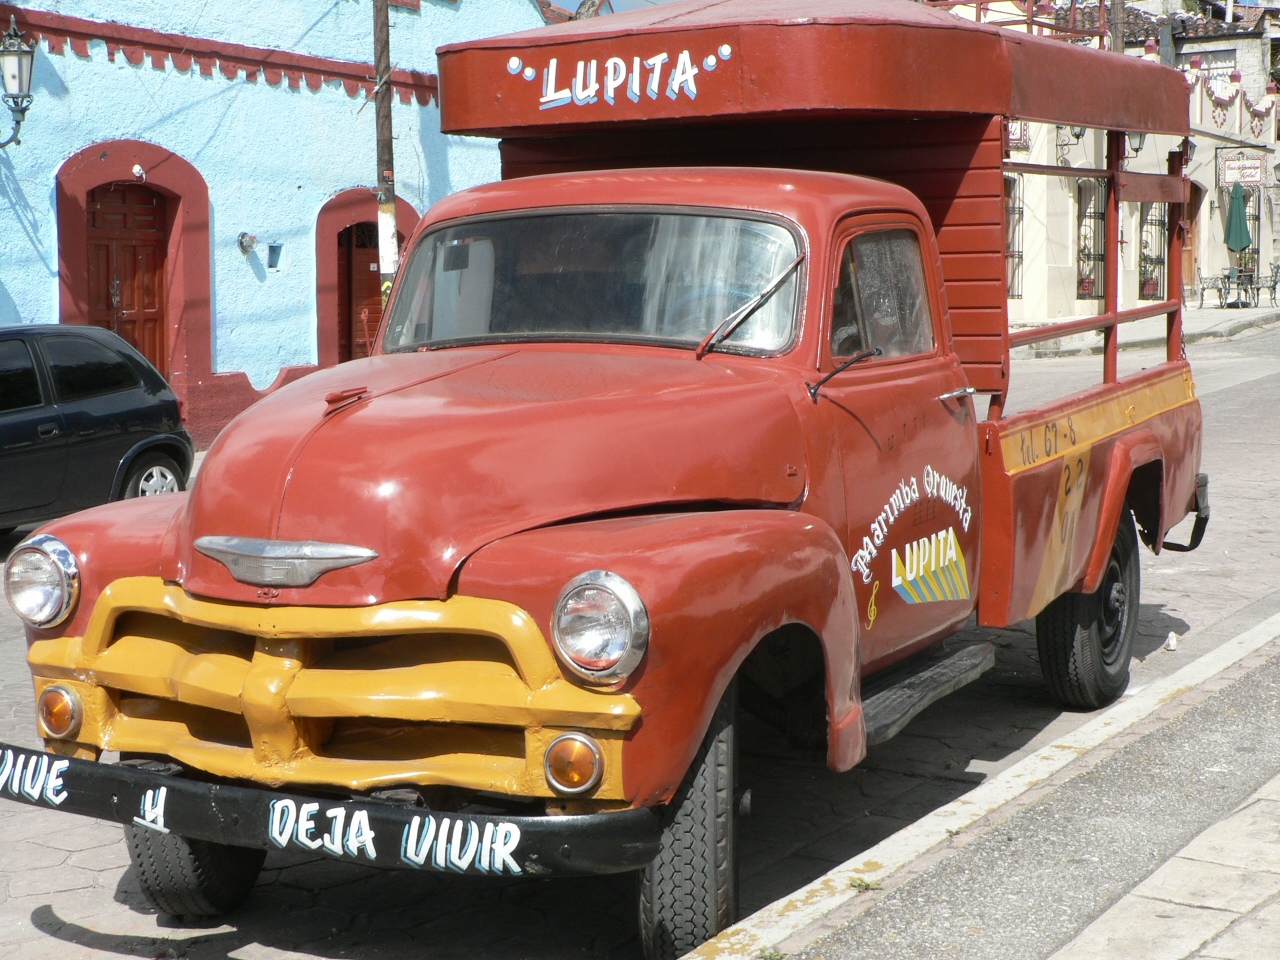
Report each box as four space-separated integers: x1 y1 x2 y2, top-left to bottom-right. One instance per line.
1225 182 1252 253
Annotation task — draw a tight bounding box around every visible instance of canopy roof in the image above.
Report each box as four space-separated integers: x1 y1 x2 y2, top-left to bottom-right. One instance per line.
438 0 1189 139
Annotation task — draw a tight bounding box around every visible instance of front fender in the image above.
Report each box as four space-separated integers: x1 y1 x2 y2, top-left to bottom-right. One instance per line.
456 509 863 807
17 494 188 644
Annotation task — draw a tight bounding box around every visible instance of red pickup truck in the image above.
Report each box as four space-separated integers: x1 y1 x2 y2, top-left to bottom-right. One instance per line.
2 2 1206 958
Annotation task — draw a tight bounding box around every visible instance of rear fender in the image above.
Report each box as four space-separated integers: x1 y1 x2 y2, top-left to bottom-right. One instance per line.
1079 430 1162 594
456 509 863 807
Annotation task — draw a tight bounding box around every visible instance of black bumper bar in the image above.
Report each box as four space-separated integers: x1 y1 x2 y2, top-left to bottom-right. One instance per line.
1163 472 1209 553
0 742 661 877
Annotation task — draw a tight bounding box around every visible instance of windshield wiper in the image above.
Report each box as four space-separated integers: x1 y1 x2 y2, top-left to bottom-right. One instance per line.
805 347 883 403
694 253 806 360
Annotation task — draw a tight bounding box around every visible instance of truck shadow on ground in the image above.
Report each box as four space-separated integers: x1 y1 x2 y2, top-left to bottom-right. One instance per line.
23 608 1186 960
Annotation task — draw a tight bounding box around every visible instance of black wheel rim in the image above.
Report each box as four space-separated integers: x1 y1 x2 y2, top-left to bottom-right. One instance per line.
1098 553 1129 667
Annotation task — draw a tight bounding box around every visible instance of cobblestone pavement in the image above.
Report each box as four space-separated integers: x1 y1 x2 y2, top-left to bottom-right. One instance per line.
0 329 1275 959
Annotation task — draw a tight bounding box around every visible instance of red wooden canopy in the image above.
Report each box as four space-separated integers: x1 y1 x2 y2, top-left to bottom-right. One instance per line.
438 0 1190 139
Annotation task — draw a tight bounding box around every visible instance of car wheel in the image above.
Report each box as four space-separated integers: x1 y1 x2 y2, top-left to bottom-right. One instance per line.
638 683 737 960
1036 507 1140 709
125 823 265 916
121 452 184 499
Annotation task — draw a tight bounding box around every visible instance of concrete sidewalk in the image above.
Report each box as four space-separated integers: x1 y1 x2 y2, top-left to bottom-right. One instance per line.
1048 774 1280 960
693 593 1280 960
1012 303 1280 358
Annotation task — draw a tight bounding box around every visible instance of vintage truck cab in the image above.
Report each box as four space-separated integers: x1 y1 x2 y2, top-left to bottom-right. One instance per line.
2 2 1205 958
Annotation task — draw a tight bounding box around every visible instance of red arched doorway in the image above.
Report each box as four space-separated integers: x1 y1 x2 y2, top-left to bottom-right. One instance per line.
57 140 212 397
337 221 404 362
317 189 420 368
86 183 170 372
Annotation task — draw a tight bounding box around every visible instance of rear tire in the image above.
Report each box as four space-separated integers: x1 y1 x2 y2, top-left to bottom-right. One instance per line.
121 452 184 499
1036 507 1141 709
125 824 264 916
638 684 737 960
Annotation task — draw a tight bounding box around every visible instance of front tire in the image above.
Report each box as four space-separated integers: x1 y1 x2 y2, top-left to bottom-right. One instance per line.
121 452 184 499
125 824 265 917
1036 507 1141 709
639 684 737 960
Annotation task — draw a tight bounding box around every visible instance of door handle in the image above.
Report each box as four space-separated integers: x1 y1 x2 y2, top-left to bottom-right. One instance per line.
937 386 976 402
37 423 59 439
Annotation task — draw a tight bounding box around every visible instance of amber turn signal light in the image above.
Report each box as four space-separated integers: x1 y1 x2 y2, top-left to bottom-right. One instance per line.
38 685 82 740
544 733 603 795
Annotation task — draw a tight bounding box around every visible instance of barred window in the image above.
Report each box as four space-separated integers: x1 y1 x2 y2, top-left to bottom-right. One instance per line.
1138 203 1167 302
1005 175 1023 300
1077 179 1107 300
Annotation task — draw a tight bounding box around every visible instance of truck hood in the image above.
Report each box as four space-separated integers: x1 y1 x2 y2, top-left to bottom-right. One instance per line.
171 348 808 605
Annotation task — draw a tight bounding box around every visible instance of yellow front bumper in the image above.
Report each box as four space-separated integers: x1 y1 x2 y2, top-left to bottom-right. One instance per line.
28 578 639 799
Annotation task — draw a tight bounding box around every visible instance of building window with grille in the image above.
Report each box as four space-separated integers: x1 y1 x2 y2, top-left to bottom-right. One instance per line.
1077 179 1106 300
1138 203 1167 301
1246 187 1261 272
1005 175 1023 299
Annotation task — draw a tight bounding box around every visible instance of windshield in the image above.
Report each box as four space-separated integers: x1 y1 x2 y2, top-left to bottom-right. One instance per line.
381 212 801 353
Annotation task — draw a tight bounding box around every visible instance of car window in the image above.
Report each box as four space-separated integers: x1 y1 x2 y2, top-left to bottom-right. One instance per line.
42 336 141 403
831 229 935 359
0 339 43 413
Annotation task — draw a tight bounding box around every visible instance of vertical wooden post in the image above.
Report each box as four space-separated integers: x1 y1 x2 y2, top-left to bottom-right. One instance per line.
374 0 399 310
1167 148 1186 362
1103 130 1122 383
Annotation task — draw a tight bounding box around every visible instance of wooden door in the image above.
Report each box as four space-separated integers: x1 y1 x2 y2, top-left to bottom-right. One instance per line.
87 184 168 373
338 222 401 362
1185 183 1203 296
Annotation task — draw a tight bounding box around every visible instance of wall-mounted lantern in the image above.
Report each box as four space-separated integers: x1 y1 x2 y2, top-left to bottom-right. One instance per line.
1126 131 1148 156
0 17 35 149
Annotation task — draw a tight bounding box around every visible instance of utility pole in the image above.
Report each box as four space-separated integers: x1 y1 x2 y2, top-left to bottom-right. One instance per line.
373 0 398 308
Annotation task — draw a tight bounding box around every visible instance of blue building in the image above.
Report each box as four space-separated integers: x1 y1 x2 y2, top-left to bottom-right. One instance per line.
0 0 571 443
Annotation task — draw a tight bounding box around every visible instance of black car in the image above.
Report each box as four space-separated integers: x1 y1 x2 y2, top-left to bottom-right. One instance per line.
0 325 194 536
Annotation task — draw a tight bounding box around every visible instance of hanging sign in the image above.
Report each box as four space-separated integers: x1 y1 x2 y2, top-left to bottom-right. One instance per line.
1218 150 1267 186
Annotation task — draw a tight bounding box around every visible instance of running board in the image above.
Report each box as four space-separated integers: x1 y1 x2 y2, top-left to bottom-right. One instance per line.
862 641 996 746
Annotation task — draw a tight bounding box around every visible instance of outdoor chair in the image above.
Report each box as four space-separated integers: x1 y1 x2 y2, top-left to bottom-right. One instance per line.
1260 266 1280 307
1192 270 1227 309
1222 266 1255 308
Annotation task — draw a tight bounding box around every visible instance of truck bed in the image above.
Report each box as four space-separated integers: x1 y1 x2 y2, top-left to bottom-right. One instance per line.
975 361 1202 627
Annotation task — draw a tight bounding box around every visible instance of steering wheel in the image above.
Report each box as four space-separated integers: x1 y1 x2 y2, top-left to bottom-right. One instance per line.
831 324 865 357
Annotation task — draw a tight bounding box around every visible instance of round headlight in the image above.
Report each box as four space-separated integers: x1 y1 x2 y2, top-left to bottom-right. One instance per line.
4 535 80 628
552 570 649 683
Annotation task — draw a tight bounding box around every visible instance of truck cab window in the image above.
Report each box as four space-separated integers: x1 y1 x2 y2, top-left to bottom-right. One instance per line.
835 229 935 359
383 212 800 355
830 245 866 357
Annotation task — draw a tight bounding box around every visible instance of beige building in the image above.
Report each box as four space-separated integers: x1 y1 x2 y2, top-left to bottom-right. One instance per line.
944 0 1279 335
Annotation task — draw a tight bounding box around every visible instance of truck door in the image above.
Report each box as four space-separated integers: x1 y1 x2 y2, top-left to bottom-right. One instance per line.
817 218 982 672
